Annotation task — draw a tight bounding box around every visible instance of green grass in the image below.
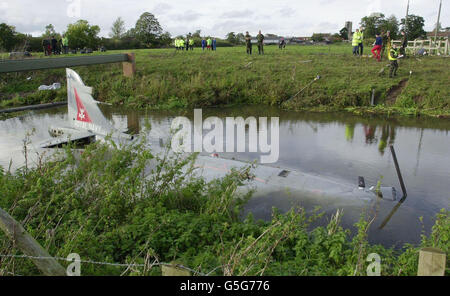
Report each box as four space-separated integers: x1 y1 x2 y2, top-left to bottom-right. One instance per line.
1 44 449 117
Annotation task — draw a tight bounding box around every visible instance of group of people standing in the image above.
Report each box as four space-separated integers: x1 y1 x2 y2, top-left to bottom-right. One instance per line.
245 30 265 55
352 28 407 78
42 35 69 56
174 37 194 51
174 36 217 51
352 28 366 56
201 37 217 51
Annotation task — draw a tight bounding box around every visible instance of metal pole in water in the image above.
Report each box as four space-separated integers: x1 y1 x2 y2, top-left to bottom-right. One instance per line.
390 145 407 198
371 89 375 106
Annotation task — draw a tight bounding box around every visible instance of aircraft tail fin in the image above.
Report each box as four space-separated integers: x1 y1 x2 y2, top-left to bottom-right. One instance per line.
66 68 132 140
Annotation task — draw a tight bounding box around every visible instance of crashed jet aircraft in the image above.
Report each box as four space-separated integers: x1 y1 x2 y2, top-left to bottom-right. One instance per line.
41 68 402 203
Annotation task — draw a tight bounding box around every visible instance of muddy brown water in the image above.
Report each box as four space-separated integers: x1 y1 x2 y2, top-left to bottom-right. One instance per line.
1 105 449 248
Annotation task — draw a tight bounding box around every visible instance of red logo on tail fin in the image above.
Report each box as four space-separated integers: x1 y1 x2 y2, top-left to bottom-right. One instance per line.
74 88 92 123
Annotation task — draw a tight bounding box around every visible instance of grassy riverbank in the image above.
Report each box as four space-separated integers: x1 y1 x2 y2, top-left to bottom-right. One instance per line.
1 45 449 117
0 140 448 276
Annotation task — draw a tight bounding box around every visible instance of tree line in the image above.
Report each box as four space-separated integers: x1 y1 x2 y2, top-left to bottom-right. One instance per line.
0 12 172 52
338 13 442 41
0 11 446 53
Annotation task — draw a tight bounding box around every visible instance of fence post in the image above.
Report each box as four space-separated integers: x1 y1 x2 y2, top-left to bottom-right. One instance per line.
0 207 66 276
444 39 449 56
123 53 136 77
429 39 432 55
418 248 446 276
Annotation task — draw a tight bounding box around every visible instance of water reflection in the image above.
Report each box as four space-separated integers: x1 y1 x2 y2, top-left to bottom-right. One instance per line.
345 124 355 142
379 196 408 230
346 123 398 155
363 124 377 144
378 124 397 155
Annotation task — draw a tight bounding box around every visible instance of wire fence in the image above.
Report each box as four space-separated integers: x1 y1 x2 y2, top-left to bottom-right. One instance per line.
0 253 223 276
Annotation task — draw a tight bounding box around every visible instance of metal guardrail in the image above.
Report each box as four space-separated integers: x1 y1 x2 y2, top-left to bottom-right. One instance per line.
0 53 134 74
0 101 67 114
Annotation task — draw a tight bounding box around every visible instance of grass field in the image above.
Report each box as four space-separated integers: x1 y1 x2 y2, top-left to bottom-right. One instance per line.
1 44 449 117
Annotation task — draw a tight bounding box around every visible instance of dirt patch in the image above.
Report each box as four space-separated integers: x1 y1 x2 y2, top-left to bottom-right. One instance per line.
414 95 424 105
386 79 408 105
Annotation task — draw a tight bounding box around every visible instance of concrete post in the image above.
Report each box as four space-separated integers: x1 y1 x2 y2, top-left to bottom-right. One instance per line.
418 248 446 276
123 53 136 77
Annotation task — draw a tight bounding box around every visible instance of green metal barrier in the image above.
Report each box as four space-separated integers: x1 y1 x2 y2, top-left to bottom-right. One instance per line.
0 53 134 74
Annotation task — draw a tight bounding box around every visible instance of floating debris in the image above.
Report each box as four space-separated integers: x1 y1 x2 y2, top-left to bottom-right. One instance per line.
38 83 61 91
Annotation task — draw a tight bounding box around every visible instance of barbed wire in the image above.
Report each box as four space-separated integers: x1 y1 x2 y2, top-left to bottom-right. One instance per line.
0 254 218 276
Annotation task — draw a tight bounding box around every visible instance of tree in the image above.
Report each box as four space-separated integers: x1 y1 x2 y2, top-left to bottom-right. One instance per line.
236 33 245 44
124 28 137 38
65 20 100 49
0 23 17 51
339 27 349 40
380 15 399 39
43 24 59 38
400 14 426 40
192 30 201 38
159 31 172 47
134 12 163 47
311 33 326 42
359 14 399 39
226 32 237 44
110 17 126 39
360 13 386 37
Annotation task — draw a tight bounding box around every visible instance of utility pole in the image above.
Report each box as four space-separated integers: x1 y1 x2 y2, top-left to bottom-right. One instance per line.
434 0 442 46
405 0 410 34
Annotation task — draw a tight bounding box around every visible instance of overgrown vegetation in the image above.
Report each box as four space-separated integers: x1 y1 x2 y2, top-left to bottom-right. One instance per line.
0 139 448 276
1 45 449 117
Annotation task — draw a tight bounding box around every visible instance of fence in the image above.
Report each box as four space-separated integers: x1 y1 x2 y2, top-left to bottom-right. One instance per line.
391 38 449 56
1 205 447 276
0 53 136 77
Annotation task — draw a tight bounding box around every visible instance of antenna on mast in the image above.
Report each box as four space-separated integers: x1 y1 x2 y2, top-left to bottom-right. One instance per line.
405 0 410 34
434 0 443 47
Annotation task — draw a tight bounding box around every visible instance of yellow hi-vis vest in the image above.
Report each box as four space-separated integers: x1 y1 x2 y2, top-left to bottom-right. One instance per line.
352 32 360 46
388 48 398 61
180 39 185 47
358 31 364 43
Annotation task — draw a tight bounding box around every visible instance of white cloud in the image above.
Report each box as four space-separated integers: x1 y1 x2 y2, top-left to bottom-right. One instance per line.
0 0 447 38
0 1 9 10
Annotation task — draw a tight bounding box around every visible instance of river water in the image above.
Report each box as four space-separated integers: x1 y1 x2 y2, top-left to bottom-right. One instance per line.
1 105 449 248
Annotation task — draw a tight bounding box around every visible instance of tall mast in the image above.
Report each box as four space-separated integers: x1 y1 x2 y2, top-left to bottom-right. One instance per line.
434 0 442 45
405 0 410 33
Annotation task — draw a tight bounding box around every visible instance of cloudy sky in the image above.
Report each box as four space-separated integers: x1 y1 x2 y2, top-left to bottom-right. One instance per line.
0 0 447 38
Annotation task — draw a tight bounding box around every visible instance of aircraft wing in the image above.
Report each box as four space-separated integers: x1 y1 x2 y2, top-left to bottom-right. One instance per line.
39 130 95 148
